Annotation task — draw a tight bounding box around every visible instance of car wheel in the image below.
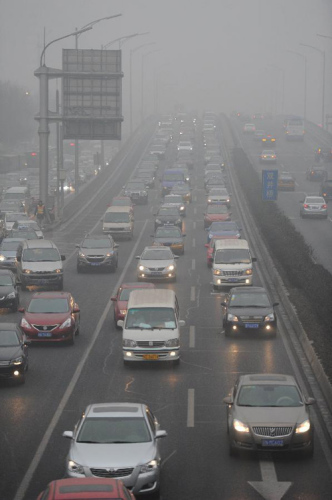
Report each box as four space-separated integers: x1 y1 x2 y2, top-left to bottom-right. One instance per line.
114 314 121 329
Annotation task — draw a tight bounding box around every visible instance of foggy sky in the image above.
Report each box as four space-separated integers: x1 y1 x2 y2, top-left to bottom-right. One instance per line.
0 0 331 132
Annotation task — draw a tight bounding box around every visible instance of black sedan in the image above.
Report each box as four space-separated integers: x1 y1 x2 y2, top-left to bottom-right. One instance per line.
151 226 186 255
0 323 29 384
306 167 327 182
221 286 278 337
154 207 183 230
0 269 20 312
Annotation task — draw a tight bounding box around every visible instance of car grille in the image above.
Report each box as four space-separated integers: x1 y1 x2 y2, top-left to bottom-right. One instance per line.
240 316 264 322
91 467 134 478
223 270 243 276
148 267 165 271
137 340 165 348
32 324 59 331
86 256 105 262
252 426 293 437
0 360 10 366
29 270 55 275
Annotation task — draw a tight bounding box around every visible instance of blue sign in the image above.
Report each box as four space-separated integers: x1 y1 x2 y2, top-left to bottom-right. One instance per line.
262 169 278 201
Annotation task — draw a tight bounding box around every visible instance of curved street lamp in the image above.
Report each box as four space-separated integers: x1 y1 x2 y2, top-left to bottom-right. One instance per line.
103 32 149 50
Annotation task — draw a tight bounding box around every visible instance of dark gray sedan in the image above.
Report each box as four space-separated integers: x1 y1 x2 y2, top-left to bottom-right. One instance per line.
224 373 315 457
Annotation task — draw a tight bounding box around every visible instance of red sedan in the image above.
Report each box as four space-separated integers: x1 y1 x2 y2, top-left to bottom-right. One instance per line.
111 282 155 327
37 477 135 500
203 204 232 228
205 235 239 267
19 292 80 345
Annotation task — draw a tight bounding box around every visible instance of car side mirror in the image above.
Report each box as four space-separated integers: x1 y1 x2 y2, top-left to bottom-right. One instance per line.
221 301 227 307
178 320 185 327
73 307 80 313
273 302 279 307
135 256 140 259
117 320 124 328
62 431 74 439
182 234 186 237
110 297 117 302
223 396 233 405
174 255 179 259
305 397 316 405
75 244 80 248
61 255 66 261
18 307 25 313
100 218 103 222
114 243 119 248
24 339 31 346
204 244 209 248
155 430 167 439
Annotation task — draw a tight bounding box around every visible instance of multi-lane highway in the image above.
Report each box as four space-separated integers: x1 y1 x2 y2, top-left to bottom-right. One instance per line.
1 115 332 500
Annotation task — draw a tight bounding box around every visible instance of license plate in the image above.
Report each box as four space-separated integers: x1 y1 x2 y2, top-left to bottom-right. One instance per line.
38 332 52 338
150 271 162 276
39 279 49 284
90 262 101 266
262 439 284 447
228 278 239 282
245 323 259 328
143 354 159 360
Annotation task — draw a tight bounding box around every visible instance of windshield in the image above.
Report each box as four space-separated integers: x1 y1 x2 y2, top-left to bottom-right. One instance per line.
215 249 251 264
82 239 111 249
141 249 173 260
4 193 25 201
237 384 303 407
14 222 39 231
207 205 228 214
209 188 228 195
126 307 176 329
163 173 184 182
77 417 151 444
306 198 324 204
27 298 69 313
155 228 182 238
229 292 270 307
0 241 21 251
22 248 60 262
104 213 130 223
6 214 27 222
0 330 19 346
112 199 131 206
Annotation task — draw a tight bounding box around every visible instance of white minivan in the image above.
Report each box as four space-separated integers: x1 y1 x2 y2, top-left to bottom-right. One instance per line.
118 289 185 364
212 239 256 289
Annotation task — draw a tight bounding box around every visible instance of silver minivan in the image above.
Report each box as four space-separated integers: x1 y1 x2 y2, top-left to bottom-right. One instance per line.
16 239 65 290
212 239 256 289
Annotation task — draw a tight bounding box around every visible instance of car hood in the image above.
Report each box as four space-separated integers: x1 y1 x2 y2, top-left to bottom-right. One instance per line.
229 306 272 317
25 312 70 325
22 261 62 272
0 345 22 362
0 285 15 297
235 406 306 425
205 214 230 221
139 258 175 267
0 251 17 258
70 441 156 468
80 248 111 256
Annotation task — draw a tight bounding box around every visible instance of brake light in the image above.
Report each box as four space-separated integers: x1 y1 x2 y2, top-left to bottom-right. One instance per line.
303 204 309 208
323 204 327 209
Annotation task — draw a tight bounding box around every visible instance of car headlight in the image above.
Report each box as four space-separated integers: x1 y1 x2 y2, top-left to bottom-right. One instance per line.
68 460 85 475
233 419 249 433
10 356 23 366
245 269 253 275
155 219 162 224
264 313 275 322
59 318 72 330
208 199 212 203
138 265 146 271
55 269 62 274
180 206 185 211
123 339 137 347
140 459 158 473
120 309 127 315
165 338 179 347
167 265 175 271
295 419 310 434
106 252 114 257
21 318 32 329
79 252 85 258
23 269 31 274
213 269 221 275
0 254 6 261
227 313 239 322
6 291 16 298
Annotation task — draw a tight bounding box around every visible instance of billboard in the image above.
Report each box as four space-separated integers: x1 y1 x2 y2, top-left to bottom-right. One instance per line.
262 169 278 201
62 49 123 140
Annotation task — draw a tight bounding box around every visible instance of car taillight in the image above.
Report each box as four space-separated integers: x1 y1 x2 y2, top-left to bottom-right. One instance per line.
322 204 327 209
303 204 309 208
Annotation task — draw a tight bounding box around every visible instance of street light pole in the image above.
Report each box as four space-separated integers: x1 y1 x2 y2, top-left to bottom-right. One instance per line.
141 50 160 123
103 32 149 50
129 42 155 135
300 43 325 128
286 50 307 121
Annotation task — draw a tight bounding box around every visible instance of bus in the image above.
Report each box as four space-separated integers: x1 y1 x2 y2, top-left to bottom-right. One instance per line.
284 116 305 141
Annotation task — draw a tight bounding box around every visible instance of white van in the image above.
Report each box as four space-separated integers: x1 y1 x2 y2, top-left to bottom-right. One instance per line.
16 239 65 290
212 239 256 289
102 206 134 239
118 289 185 364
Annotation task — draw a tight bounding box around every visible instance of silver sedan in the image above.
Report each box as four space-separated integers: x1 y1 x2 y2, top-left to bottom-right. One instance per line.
224 373 315 457
300 196 328 219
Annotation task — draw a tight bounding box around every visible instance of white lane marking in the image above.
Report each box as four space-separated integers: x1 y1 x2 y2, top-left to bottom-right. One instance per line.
193 221 196 230
248 457 292 500
192 259 195 271
192 238 196 248
187 389 195 427
189 326 195 348
190 286 195 302
13 220 149 500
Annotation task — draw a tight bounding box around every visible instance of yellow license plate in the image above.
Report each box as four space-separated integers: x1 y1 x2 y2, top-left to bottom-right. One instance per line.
143 354 159 360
